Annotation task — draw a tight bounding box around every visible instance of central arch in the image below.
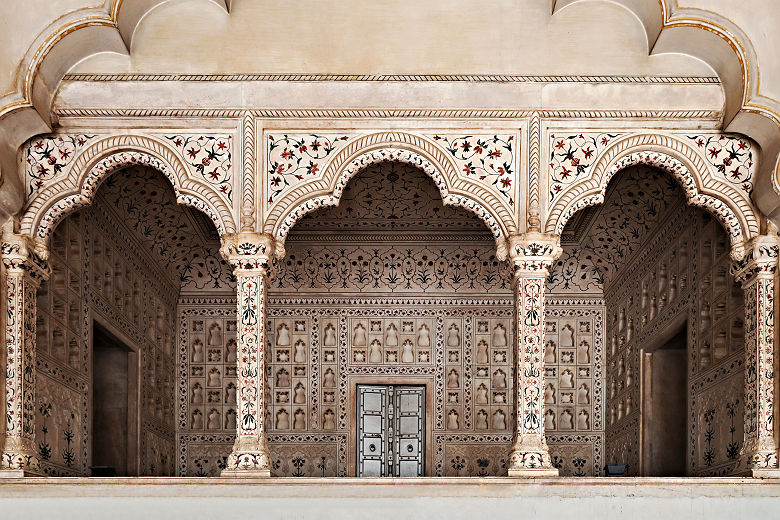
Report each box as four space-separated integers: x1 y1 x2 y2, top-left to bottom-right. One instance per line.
265 132 516 259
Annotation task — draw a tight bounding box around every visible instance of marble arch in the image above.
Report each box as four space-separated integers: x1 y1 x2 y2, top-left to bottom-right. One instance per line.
265 132 515 259
545 133 760 260
20 134 236 243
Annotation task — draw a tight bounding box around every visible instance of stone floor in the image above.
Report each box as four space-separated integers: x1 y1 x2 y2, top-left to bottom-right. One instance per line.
1 477 778 519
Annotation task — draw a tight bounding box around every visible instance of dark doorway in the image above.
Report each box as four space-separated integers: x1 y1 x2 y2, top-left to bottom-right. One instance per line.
641 325 687 476
92 323 138 476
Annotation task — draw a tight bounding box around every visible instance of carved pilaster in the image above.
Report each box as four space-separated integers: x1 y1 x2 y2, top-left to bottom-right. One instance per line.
0 222 49 477
506 232 561 477
731 235 779 476
219 232 274 477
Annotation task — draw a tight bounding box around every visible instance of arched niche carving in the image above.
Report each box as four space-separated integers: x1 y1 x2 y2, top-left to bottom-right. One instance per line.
264 132 516 259
545 133 759 260
21 134 236 241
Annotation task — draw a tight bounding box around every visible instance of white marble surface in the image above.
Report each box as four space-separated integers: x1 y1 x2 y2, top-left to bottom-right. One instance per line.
0 477 778 519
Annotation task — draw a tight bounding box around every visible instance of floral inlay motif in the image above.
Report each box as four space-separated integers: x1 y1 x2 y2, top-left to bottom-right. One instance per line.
295 162 487 232
548 165 682 293
166 135 233 202
267 134 350 203
24 134 97 197
687 134 755 195
548 133 621 203
432 135 516 206
98 166 230 290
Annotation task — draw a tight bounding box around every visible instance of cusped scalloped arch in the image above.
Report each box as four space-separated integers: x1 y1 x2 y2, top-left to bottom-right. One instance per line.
21 134 236 241
545 133 759 260
265 132 516 259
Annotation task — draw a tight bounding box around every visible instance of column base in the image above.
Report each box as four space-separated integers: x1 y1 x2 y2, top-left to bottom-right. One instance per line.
0 469 43 478
221 437 272 477
220 468 271 478
508 467 559 477
507 437 558 477
751 468 780 478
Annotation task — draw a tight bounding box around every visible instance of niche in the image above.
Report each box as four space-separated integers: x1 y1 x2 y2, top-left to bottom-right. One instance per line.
447 323 461 347
492 323 507 347
476 340 489 364
447 369 460 388
277 323 291 346
276 409 290 429
294 339 307 363
207 409 221 430
476 410 488 430
560 324 574 348
492 369 506 389
207 368 221 387
225 382 237 404
208 323 223 346
353 323 367 346
293 409 306 430
323 323 337 346
492 410 506 430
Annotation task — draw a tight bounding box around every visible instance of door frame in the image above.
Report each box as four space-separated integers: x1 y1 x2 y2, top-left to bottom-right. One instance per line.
347 375 433 477
91 314 141 476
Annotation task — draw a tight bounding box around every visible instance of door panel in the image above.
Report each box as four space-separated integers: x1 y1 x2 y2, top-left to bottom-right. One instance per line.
357 385 389 477
356 385 425 477
394 387 425 477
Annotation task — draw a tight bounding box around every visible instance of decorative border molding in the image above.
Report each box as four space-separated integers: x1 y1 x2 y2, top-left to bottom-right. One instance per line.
62 74 722 83
267 296 515 307
52 108 723 120
286 231 495 243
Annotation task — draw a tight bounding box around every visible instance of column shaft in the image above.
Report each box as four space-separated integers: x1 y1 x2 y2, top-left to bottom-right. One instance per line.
221 233 274 477
1 228 49 477
733 236 779 475
507 233 561 477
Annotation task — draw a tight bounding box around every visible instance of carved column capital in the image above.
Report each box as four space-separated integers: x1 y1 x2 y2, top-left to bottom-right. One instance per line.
508 232 562 276
1 224 50 285
219 232 275 274
730 234 779 285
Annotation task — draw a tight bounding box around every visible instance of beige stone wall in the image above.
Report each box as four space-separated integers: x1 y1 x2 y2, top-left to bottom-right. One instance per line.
35 196 178 476
603 192 745 476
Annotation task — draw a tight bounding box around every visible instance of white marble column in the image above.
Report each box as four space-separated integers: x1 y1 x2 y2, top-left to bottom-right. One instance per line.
507 232 561 477
731 235 779 476
220 232 274 477
0 222 49 477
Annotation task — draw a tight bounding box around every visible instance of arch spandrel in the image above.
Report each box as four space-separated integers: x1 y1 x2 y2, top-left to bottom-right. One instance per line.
20 134 236 241
544 132 760 260
264 131 517 259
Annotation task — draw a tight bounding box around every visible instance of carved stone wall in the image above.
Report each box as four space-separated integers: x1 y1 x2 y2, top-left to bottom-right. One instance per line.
34 168 196 476
176 162 604 476
598 174 745 476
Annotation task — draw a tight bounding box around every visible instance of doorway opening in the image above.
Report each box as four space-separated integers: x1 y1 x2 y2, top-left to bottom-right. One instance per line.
641 325 687 476
356 385 426 477
92 323 138 476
